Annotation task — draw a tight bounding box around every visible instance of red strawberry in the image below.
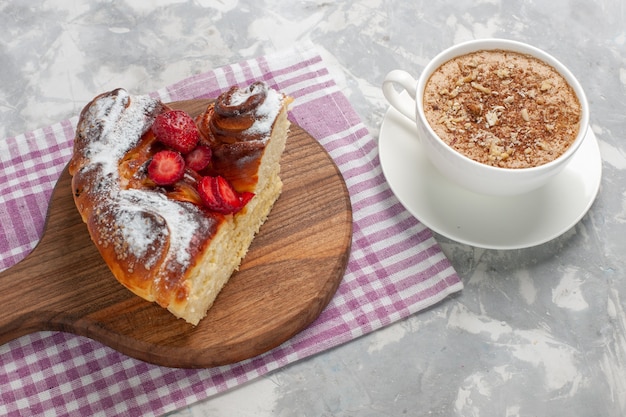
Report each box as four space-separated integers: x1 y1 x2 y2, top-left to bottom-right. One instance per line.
197 175 255 214
239 191 255 207
213 176 245 212
147 150 185 186
197 176 222 212
185 145 212 172
152 110 199 154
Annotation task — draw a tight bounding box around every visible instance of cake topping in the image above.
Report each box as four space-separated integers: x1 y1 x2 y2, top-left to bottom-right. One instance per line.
152 109 200 154
208 82 283 144
198 175 255 214
216 82 267 116
184 145 212 171
147 150 186 186
144 108 255 213
72 89 161 176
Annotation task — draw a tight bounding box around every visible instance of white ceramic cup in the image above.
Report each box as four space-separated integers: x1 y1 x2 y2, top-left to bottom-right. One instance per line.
382 38 589 196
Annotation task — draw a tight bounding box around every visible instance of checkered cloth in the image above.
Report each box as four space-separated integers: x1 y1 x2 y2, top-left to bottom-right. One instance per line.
0 43 462 417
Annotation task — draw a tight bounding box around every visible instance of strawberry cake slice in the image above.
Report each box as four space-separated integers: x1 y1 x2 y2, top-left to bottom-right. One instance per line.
69 82 292 325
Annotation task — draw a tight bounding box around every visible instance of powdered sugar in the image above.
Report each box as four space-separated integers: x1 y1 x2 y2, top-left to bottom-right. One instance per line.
80 90 159 173
227 87 254 107
246 88 283 138
116 206 163 259
219 83 283 140
120 188 207 268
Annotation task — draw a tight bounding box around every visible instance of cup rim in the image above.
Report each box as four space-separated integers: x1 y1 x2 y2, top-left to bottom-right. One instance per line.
415 38 590 173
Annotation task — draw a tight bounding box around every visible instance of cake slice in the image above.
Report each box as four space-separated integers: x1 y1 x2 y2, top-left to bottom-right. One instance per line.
69 82 292 325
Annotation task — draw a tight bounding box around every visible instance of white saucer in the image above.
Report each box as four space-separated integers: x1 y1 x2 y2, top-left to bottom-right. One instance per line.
378 105 602 250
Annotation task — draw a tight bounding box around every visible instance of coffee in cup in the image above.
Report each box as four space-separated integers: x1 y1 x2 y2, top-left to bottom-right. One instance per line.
422 49 581 169
382 39 589 196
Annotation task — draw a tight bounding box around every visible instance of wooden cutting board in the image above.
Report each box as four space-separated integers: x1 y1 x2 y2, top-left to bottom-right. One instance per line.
0 99 352 368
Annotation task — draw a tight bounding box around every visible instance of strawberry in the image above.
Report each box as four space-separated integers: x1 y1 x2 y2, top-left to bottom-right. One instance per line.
147 150 185 186
152 110 199 154
239 191 255 207
185 145 212 172
197 176 222 212
197 175 255 214
213 176 245 212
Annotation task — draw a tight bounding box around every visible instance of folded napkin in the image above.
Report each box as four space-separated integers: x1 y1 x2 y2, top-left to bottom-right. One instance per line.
0 43 462 417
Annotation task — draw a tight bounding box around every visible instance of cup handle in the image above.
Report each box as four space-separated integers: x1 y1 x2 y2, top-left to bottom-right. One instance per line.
382 70 418 121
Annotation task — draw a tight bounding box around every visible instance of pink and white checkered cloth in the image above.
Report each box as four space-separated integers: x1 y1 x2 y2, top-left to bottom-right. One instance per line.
0 43 462 417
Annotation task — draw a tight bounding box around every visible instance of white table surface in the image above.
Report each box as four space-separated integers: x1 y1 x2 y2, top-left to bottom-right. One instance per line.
2 1 625 416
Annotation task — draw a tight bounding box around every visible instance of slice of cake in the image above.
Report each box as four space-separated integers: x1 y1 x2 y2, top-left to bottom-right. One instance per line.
69 82 292 325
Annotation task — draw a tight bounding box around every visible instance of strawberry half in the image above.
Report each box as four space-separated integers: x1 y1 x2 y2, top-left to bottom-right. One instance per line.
197 175 254 214
152 110 199 154
185 145 212 172
147 150 185 186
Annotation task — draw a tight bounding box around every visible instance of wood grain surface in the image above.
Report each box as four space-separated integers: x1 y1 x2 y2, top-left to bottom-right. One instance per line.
0 99 352 368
